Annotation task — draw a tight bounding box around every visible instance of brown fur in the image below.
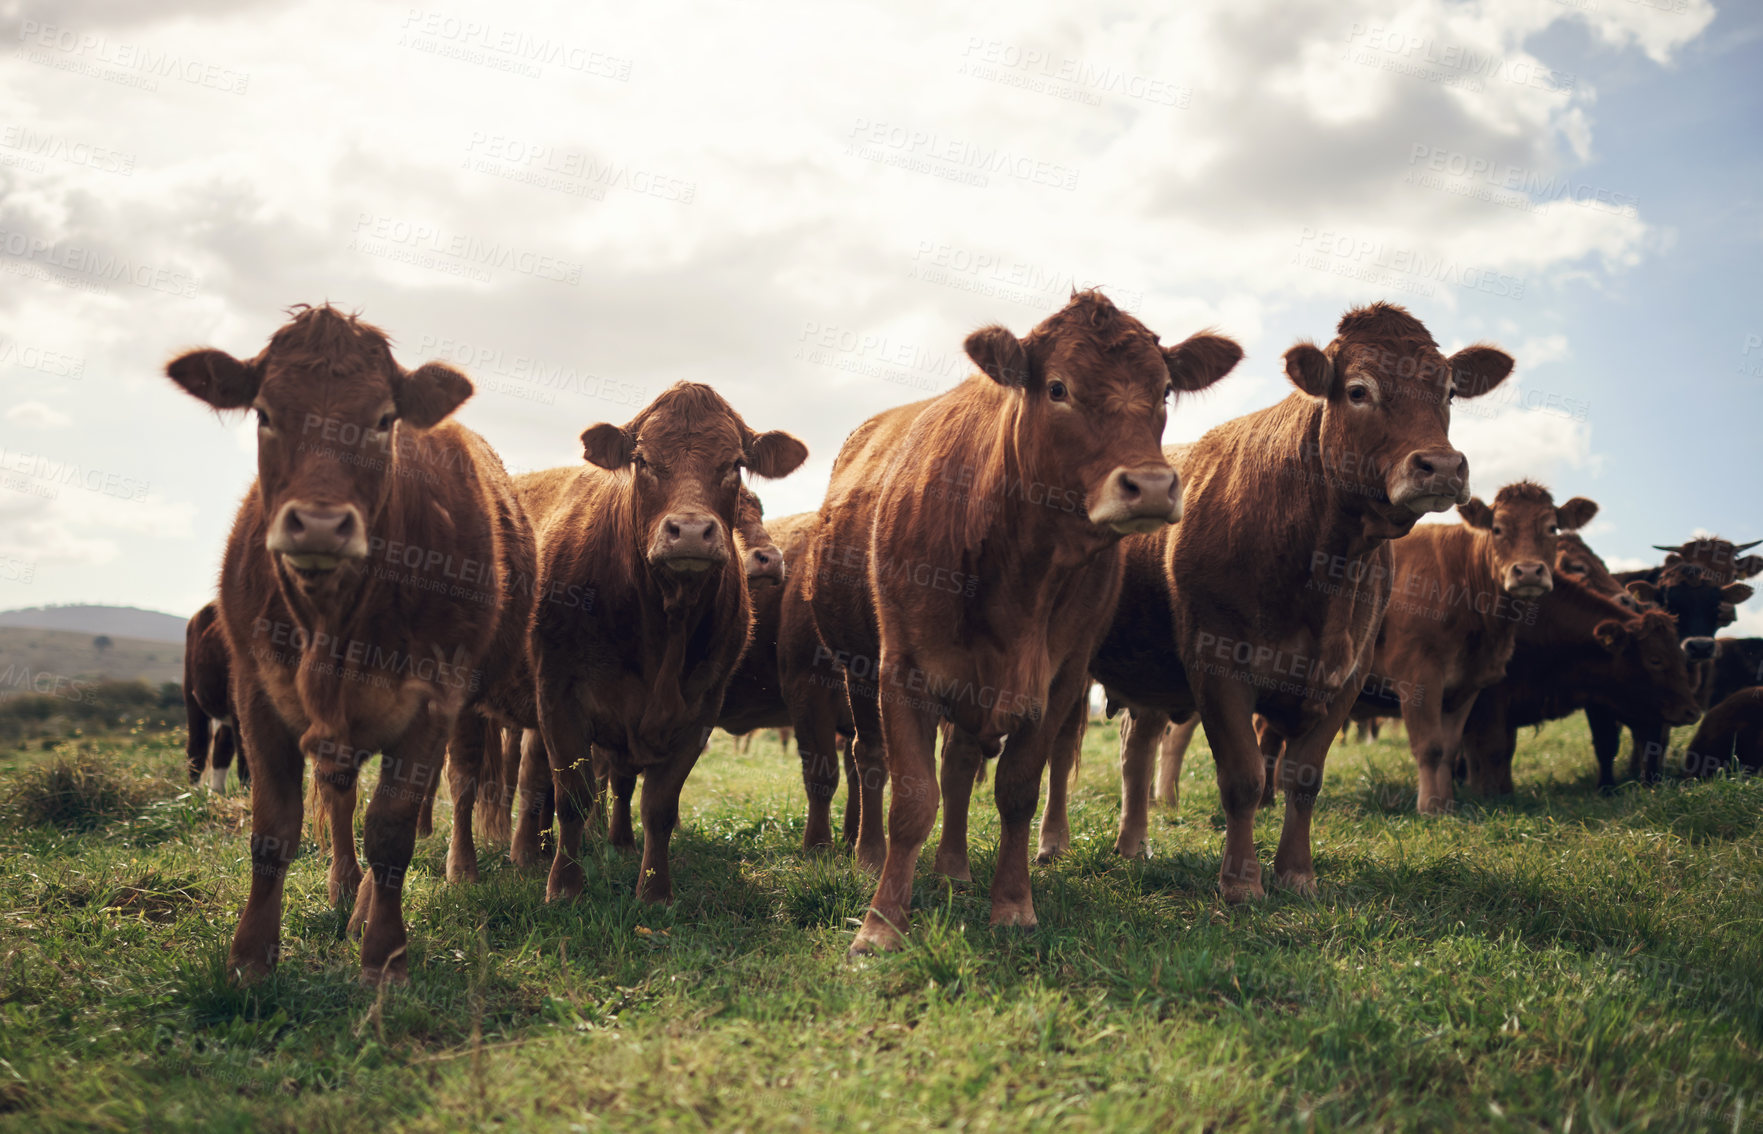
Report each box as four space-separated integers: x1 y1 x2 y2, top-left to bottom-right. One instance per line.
166 303 536 985
524 382 807 905
1683 687 1763 776
805 290 1242 951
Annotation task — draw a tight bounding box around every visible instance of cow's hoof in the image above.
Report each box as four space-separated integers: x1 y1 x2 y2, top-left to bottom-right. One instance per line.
329 865 363 908
446 857 479 885
226 955 273 986
359 960 409 988
1277 871 1318 896
1220 879 1266 904
1034 844 1066 866
1113 838 1149 859
854 844 886 875
988 905 1038 930
929 854 972 884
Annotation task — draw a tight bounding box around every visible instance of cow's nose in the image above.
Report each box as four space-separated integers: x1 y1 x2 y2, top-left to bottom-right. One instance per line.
1506 562 1552 595
745 542 785 585
1092 465 1179 531
269 502 361 560
1683 636 1716 662
660 513 725 565
1407 449 1467 486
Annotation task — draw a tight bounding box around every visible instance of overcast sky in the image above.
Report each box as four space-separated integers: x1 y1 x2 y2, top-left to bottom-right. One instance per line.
1 0 1758 630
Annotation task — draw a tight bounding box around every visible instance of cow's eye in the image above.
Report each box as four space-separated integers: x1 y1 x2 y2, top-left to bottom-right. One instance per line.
725 463 743 482
255 409 271 430
376 413 395 433
1547 524 1559 536
1347 384 1370 404
1493 526 1504 537
1047 380 1068 402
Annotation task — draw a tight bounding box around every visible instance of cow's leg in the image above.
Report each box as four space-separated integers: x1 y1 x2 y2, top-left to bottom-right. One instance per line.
995 671 1085 929
850 683 938 955
1403 684 1455 815
209 721 238 793
312 739 363 908
537 672 597 902
1198 682 1266 903
512 729 550 868
1035 700 1083 864
415 781 435 839
839 738 859 845
1254 716 1283 809
847 687 889 874
184 686 210 786
1271 724 1334 894
1116 707 1171 858
445 713 485 883
228 692 305 982
607 768 638 851
356 710 450 986
1629 720 1669 785
794 690 843 853
634 746 703 904
1154 716 1195 808
933 727 984 881
1585 707 1622 791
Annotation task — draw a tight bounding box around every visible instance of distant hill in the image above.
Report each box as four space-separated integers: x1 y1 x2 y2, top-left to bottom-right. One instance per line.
0 604 189 644
0 627 184 694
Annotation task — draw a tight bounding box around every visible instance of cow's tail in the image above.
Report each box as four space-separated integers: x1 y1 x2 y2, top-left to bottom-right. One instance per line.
477 724 515 844
307 763 330 853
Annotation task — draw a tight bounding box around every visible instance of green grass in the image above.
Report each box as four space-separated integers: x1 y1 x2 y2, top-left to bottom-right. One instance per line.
0 721 1758 1132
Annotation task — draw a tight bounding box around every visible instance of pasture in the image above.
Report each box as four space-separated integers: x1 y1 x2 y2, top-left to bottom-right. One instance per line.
0 719 1757 1132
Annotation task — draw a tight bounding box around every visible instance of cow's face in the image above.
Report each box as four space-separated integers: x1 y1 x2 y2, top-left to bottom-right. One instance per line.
965 291 1241 536
1459 484 1597 600
1594 611 1704 725
1554 534 1645 614
581 382 807 575
1628 564 1753 661
1284 303 1512 537
734 487 784 587
1655 538 1763 585
166 305 471 598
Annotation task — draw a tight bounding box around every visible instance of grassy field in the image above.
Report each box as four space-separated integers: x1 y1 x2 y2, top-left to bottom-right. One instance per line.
0 627 185 693
0 718 1758 1132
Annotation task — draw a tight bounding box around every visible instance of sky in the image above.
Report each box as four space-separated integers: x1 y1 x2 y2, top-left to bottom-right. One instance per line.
0 0 1759 630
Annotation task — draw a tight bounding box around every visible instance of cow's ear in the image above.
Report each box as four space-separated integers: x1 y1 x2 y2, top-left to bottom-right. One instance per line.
1593 619 1630 652
1283 342 1331 397
965 325 1032 388
581 423 634 470
1722 582 1755 605
396 362 473 428
1447 345 1514 398
1626 580 1660 604
1663 552 1683 567
1735 555 1763 579
1555 497 1599 531
747 430 808 479
1164 333 1242 394
1458 498 1494 529
166 349 260 409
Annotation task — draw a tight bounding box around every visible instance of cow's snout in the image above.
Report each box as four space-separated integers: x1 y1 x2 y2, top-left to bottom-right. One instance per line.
1504 561 1552 598
1393 448 1469 513
267 502 366 570
1091 465 1180 534
655 512 727 571
1683 636 1716 662
745 540 785 586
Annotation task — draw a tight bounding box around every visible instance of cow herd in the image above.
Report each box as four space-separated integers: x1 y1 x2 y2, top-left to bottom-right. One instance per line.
167 297 1762 985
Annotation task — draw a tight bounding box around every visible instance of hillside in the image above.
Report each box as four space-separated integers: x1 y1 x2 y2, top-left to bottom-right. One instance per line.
0 627 184 695
0 605 189 644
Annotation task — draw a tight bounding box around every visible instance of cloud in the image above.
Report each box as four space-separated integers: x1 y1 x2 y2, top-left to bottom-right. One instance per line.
5 401 71 428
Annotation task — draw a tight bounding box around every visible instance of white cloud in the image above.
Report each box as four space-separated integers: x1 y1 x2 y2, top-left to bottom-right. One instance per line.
5 401 72 429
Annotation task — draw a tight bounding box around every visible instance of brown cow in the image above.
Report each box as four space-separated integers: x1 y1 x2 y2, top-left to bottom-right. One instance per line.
527 382 807 905
805 290 1242 953
1083 303 1513 893
165 304 536 984
1461 570 1701 793
1352 482 1598 812
1683 686 1763 775
184 600 247 792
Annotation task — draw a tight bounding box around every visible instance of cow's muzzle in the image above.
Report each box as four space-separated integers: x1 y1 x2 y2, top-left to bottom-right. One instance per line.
1090 465 1180 534
651 512 728 572
1503 561 1552 600
1683 636 1717 662
266 502 367 576
1390 448 1469 514
745 540 785 587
